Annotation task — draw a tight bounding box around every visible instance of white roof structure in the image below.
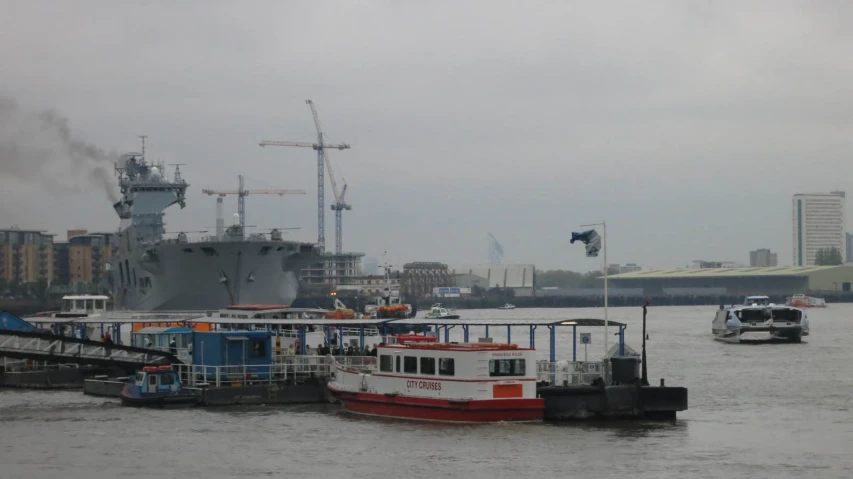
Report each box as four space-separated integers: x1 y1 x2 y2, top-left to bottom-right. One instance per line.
455 264 535 288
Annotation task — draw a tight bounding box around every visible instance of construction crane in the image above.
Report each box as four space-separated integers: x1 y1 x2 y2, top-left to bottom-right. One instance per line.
259 100 350 253
201 175 306 234
326 153 351 254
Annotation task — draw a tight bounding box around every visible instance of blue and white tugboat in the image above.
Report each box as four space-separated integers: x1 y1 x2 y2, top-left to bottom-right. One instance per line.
120 365 198 407
712 296 810 344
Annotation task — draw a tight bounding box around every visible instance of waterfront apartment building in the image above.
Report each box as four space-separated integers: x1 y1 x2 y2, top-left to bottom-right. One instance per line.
749 248 778 267
0 228 55 285
793 191 847 266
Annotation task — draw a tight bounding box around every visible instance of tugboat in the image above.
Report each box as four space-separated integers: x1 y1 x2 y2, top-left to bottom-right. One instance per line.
328 334 544 422
120 365 198 407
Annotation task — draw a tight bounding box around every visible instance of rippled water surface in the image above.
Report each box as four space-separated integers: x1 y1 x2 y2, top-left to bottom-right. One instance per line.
2 305 852 478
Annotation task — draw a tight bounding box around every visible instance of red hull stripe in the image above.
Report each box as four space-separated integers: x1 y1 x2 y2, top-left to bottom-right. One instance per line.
329 386 544 422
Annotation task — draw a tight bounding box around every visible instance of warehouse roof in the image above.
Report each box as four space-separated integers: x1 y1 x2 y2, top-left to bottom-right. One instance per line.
606 265 851 279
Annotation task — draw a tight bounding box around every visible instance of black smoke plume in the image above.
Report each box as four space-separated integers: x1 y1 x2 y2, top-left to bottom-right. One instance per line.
0 96 119 202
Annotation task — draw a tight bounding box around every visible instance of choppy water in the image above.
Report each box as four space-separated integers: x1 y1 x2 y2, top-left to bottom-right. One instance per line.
2 305 852 479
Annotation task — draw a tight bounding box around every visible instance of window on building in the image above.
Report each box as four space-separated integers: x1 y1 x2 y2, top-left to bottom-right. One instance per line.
403 356 418 374
420 357 436 375
489 359 526 377
439 358 455 376
379 355 393 372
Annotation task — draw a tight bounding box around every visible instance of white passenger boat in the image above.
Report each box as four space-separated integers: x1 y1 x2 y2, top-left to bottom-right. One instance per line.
424 303 460 320
328 334 544 422
497 303 516 310
712 296 810 344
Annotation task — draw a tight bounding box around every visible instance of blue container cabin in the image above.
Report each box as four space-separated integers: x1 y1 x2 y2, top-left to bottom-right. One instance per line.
192 331 273 381
120 365 198 407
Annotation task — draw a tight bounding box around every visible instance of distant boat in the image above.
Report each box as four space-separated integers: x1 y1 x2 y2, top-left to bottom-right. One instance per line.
425 303 460 320
785 294 827 308
497 303 516 310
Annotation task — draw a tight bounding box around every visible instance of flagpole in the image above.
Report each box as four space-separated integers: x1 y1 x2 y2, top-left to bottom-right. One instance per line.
580 221 608 372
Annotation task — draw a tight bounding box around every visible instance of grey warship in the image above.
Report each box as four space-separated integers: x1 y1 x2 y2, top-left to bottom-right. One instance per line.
109 151 318 310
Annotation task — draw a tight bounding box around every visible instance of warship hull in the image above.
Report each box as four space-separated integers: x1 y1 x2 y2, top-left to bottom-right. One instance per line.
113 240 316 311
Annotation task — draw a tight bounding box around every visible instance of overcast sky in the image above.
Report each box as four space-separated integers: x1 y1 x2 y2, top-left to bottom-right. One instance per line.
2 1 852 272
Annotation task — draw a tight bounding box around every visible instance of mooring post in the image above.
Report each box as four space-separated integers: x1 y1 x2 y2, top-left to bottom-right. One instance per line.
641 301 649 386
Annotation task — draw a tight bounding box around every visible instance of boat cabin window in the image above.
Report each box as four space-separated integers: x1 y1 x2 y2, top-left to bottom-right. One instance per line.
148 375 158 387
420 357 436 375
439 358 455 376
395 356 401 373
403 356 418 374
735 308 801 322
251 340 266 357
489 359 526 377
160 374 175 386
379 355 393 372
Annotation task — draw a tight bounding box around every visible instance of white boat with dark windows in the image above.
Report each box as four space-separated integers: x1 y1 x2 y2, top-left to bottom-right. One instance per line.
497 303 516 310
327 334 544 422
424 303 460 320
712 296 810 344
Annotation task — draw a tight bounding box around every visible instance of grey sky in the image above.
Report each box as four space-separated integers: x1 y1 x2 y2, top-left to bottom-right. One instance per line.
2 1 852 272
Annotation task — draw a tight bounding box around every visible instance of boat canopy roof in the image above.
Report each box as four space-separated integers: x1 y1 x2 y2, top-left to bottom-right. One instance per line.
383 318 627 328
62 295 110 300
381 341 531 351
226 304 291 311
134 326 193 334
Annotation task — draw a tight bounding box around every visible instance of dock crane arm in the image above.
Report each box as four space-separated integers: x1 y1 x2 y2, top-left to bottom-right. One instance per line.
259 140 350 150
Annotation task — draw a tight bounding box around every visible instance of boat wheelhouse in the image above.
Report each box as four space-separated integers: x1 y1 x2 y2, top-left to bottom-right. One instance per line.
328 335 544 422
25 294 111 340
120 365 198 407
744 295 770 306
712 302 810 344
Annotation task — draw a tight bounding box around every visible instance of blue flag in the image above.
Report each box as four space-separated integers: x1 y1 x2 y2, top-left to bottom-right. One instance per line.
570 229 601 257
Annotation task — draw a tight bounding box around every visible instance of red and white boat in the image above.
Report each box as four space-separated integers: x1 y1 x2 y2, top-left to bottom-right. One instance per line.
785 294 827 308
327 335 544 423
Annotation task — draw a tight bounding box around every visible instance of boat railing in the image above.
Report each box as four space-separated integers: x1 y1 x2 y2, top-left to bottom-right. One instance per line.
175 356 336 388
1 357 81 373
335 355 377 372
337 327 381 336
535 360 608 386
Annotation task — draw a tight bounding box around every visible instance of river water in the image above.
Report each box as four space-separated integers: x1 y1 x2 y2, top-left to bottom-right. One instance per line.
1 305 852 479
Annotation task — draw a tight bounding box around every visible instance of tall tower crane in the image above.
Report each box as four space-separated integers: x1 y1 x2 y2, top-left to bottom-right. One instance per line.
326 154 351 254
258 100 350 253
201 174 306 234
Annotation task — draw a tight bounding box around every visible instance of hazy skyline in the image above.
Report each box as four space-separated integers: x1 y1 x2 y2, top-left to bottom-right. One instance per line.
2 1 852 272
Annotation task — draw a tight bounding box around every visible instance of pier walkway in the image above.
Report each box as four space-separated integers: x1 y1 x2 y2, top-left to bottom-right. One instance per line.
0 330 180 371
